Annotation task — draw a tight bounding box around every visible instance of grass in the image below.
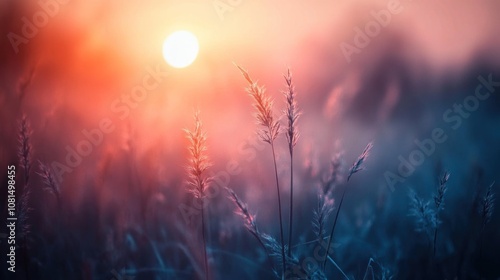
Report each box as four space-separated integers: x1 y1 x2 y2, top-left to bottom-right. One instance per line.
323 142 373 271
203 66 498 279
236 64 287 277
17 115 32 280
232 65 377 278
38 160 62 211
283 69 300 259
408 188 438 249
6 68 499 280
479 181 495 259
184 112 212 280
433 171 450 257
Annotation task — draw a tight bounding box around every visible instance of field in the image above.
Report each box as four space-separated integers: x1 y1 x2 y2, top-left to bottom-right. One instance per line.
1 1 500 279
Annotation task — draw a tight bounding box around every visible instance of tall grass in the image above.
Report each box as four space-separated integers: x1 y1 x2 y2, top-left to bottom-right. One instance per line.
18 116 32 186
17 116 32 280
17 116 32 238
232 66 378 277
480 182 495 231
236 65 286 277
408 189 438 248
283 68 300 258
312 193 333 247
38 161 62 210
323 142 373 270
184 112 212 280
433 171 450 256
225 187 276 272
479 181 495 259
8 64 500 280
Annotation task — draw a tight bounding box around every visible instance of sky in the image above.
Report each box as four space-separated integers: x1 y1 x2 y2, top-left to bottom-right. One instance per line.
1 0 500 205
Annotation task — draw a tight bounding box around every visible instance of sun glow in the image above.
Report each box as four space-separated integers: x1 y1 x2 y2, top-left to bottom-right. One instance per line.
162 30 199 68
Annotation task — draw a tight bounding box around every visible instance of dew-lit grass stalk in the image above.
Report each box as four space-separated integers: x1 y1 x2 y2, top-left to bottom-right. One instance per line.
479 182 494 259
236 64 286 276
323 142 373 270
283 69 300 257
184 112 211 280
433 171 450 257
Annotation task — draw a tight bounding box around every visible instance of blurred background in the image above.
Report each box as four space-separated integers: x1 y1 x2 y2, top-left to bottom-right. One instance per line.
1 0 500 279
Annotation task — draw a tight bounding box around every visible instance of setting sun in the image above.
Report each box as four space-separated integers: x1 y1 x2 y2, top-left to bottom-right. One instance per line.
162 30 199 68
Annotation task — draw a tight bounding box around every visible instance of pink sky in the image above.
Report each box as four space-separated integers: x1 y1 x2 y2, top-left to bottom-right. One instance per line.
1 0 499 202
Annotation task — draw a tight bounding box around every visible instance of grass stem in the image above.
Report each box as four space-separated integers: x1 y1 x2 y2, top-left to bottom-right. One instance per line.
288 151 294 257
271 142 286 276
323 184 347 270
201 198 209 280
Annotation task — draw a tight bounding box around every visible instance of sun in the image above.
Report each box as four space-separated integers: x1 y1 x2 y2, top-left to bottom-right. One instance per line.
162 30 199 68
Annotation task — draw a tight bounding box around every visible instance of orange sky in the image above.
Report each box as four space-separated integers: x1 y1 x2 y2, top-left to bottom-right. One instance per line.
1 0 500 204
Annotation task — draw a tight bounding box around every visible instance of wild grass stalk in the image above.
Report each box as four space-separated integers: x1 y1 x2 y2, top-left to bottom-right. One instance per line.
18 116 33 238
236 64 286 276
18 116 32 186
17 116 32 280
184 112 212 280
321 153 344 196
38 161 62 211
408 189 438 249
283 69 300 257
433 171 450 257
347 142 373 182
312 193 333 246
479 181 495 259
313 156 343 246
362 258 393 280
323 142 372 270
225 187 275 271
